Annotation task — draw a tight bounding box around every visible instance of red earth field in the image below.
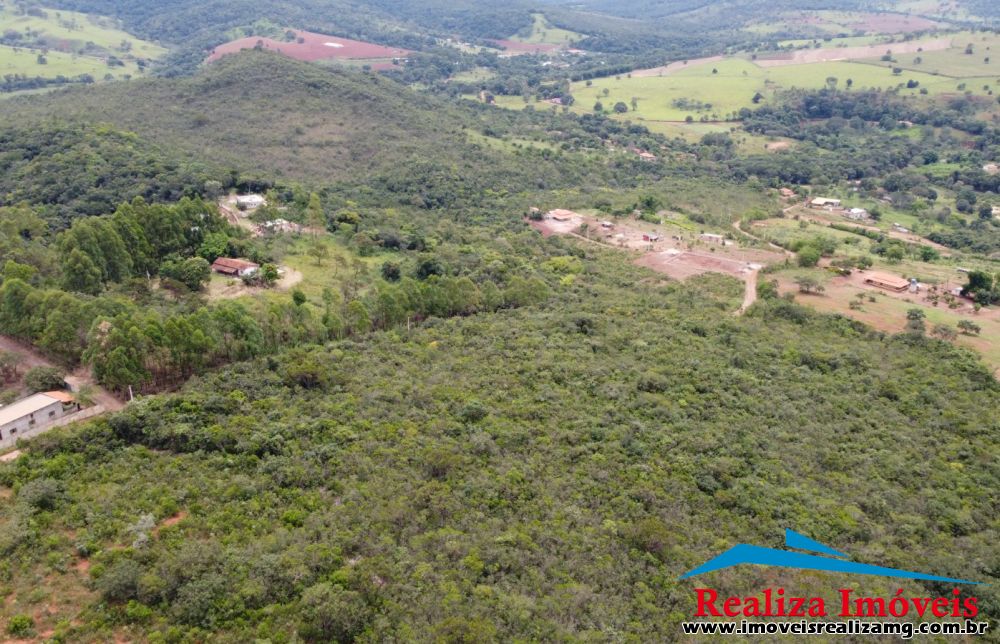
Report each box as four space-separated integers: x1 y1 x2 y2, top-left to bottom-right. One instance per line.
206 30 410 70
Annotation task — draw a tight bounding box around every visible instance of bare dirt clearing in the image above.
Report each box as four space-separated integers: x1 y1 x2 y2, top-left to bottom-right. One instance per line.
529 212 783 312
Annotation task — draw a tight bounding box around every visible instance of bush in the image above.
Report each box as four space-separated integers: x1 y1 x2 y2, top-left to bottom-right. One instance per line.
6 614 34 638
796 246 821 267
96 559 142 603
298 583 370 642
17 477 63 510
23 366 65 393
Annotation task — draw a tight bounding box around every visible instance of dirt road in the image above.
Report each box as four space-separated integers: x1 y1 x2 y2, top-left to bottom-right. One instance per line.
0 335 124 411
739 270 758 314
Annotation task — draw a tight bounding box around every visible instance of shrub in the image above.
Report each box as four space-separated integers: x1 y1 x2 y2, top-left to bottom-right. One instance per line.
298 583 370 642
17 477 63 511
6 614 34 638
23 366 65 393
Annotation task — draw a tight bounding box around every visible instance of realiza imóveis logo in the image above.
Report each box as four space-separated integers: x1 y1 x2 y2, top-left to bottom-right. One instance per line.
681 529 980 584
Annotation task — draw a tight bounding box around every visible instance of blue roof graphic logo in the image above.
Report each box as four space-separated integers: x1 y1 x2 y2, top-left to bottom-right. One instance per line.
680 529 980 585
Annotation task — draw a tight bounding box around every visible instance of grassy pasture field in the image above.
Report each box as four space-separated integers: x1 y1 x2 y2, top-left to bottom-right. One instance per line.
777 35 891 48
0 44 143 77
509 13 582 46
0 1 166 59
855 31 1000 78
562 57 957 126
0 1 163 91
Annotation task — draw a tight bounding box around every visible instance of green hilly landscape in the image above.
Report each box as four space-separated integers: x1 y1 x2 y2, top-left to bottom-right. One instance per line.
0 0 998 641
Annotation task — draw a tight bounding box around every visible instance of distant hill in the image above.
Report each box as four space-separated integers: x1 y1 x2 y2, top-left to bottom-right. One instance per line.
3 51 482 182
1 50 666 214
42 0 539 73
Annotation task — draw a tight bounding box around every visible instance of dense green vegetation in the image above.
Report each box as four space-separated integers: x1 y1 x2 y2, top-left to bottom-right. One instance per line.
0 124 211 225
1 251 998 640
0 3 998 639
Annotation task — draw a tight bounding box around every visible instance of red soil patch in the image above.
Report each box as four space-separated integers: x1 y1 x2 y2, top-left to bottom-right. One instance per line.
527 212 585 237
848 13 940 33
154 510 188 536
489 40 562 54
636 250 758 281
74 558 91 574
206 30 410 70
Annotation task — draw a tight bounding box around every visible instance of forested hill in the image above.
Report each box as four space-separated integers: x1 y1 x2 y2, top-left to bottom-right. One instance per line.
1 50 674 216
3 51 462 182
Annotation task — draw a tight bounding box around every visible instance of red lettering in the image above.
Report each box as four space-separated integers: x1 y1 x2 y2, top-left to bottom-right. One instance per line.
911 597 931 617
854 597 886 617
932 597 949 618
963 597 978 618
838 589 853 616
695 589 721 617
808 598 826 617
723 596 742 617
789 597 805 617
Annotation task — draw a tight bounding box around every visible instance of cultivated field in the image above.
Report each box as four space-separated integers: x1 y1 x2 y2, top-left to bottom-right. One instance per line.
206 30 410 70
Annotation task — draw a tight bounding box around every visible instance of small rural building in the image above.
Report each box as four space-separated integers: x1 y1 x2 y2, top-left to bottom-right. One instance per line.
810 197 841 208
642 233 660 242
637 151 658 162
236 194 266 210
983 163 999 175
600 220 615 229
863 272 910 292
699 233 725 244
845 208 869 221
211 258 259 277
779 188 795 198
0 391 78 450
891 223 909 233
